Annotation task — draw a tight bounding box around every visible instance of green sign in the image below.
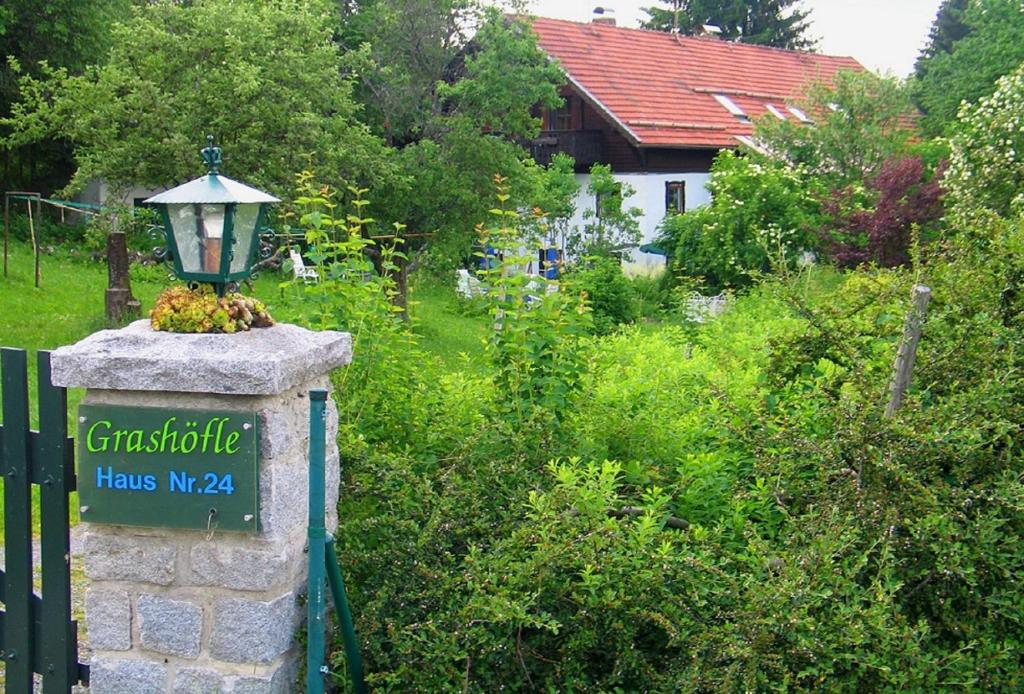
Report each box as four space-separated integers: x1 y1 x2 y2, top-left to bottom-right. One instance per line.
77 404 260 532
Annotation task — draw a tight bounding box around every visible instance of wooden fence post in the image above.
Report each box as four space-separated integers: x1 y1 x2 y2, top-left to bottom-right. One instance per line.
884 284 931 417
105 214 141 323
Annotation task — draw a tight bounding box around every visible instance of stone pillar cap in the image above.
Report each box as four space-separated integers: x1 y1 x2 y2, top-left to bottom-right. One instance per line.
51 320 351 395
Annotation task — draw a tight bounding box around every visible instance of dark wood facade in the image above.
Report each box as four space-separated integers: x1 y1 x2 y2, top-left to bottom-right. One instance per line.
532 88 720 175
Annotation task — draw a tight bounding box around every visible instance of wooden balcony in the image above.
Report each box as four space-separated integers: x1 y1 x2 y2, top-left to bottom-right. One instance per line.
528 130 603 169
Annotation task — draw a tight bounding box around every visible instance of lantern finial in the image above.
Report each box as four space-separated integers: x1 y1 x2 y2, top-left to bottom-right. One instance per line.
201 135 222 175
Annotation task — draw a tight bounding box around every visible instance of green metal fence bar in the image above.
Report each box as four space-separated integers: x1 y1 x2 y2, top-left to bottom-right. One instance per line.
324 536 365 691
37 351 79 692
2 347 34 691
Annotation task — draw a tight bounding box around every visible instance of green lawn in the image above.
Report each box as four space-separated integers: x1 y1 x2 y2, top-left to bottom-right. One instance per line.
406 280 489 374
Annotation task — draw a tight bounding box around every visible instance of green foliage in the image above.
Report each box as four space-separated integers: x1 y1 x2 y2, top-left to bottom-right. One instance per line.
149 285 272 333
912 0 1024 136
566 256 638 334
2 209 87 246
660 150 822 289
343 6 566 275
754 70 916 188
277 171 430 450
330 201 1024 688
575 163 642 257
436 9 563 142
334 0 479 146
0 0 130 191
914 0 970 75
641 0 815 50
3 0 393 197
477 175 591 431
945 62 1024 227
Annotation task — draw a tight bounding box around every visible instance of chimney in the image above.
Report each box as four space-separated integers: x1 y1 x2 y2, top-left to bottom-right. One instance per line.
593 7 616 26
699 24 723 38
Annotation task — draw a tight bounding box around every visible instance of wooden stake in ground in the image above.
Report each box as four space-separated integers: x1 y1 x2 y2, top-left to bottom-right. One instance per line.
105 215 141 323
884 284 931 417
27 197 40 288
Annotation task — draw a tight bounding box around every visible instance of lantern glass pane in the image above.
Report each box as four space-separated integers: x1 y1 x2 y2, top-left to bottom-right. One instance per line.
167 203 201 273
230 204 260 273
168 203 229 274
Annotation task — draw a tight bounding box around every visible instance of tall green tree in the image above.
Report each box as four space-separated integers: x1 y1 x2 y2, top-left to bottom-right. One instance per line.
911 0 1024 136
913 0 970 75
338 6 565 271
754 70 917 187
334 0 479 147
641 0 815 50
0 0 131 192
2 0 393 198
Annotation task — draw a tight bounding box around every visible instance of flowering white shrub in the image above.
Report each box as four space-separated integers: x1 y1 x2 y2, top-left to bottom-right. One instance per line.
946 62 1024 226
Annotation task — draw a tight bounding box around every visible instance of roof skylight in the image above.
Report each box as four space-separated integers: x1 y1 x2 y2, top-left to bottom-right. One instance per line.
713 94 750 123
766 104 788 120
787 105 812 123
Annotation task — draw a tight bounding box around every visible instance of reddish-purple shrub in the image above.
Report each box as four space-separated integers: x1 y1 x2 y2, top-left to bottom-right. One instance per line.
821 156 945 268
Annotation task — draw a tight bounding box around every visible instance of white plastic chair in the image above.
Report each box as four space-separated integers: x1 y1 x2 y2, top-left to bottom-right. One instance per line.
455 268 485 298
289 247 318 284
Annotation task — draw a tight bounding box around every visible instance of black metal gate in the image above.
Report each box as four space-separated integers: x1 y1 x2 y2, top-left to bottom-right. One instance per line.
1 348 89 692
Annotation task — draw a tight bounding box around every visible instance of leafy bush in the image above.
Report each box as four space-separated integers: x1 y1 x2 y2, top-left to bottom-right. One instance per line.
573 163 642 257
660 151 822 289
566 256 637 334
318 156 1024 689
946 61 1024 227
3 210 87 245
819 155 946 268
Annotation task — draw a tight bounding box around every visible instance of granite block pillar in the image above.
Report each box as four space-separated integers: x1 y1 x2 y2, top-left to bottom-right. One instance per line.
51 320 351 693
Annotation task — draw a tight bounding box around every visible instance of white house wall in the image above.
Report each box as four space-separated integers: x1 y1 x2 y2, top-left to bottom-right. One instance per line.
567 172 711 274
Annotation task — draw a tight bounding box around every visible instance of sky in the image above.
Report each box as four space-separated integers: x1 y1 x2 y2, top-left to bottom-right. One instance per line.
525 0 944 77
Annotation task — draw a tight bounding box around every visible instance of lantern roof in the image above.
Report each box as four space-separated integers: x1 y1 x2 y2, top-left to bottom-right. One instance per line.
144 173 280 205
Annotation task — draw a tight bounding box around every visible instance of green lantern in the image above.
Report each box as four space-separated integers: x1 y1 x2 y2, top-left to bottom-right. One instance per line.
145 136 280 296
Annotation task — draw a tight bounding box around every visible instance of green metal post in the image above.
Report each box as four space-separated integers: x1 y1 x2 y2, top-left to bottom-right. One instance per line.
307 389 328 694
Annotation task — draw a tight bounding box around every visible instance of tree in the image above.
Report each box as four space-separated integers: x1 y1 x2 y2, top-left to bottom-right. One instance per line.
2 0 393 198
576 164 642 258
911 0 1024 136
913 0 970 75
945 62 1024 227
0 0 131 192
820 155 945 269
754 70 916 188
345 8 565 272
334 0 479 147
641 0 815 50
659 150 822 289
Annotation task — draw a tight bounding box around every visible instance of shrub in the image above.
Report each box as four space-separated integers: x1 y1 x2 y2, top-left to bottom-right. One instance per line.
660 151 822 290
946 61 1024 227
819 155 946 268
566 256 637 334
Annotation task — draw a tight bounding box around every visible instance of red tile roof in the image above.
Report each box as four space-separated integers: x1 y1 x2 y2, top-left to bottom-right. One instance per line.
530 17 865 149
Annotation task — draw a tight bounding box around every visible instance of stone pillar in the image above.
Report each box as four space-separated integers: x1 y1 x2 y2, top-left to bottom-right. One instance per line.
52 320 351 694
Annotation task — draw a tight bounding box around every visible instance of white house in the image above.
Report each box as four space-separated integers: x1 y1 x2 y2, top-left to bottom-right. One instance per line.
528 16 865 273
